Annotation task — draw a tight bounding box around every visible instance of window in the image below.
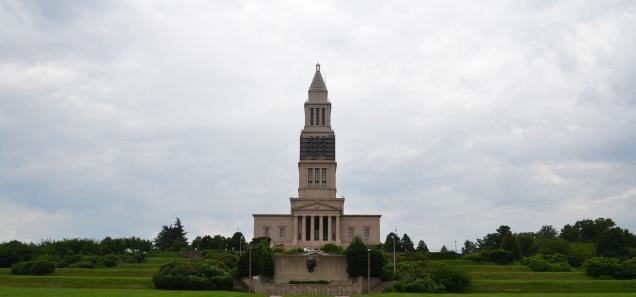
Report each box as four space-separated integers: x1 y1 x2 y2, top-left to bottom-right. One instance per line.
322 108 325 125
314 167 319 187
364 227 370 241
279 227 286 238
307 168 313 187
322 168 327 188
348 227 355 239
264 227 270 238
315 108 320 126
310 108 314 125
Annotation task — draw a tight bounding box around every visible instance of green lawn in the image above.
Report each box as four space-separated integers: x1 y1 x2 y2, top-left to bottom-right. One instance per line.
1 257 636 296
0 288 264 297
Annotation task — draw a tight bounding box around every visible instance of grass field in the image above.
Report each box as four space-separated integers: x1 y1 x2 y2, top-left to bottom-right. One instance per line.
1 255 636 296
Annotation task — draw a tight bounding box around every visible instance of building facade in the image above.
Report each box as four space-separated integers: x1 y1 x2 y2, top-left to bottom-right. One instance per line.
253 64 381 248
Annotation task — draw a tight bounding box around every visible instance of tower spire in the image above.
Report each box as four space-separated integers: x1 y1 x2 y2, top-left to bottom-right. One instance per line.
309 63 327 92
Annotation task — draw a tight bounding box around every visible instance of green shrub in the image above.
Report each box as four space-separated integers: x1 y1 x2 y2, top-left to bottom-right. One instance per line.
282 248 304 254
120 252 145 263
102 254 119 267
320 243 343 254
584 257 636 279
521 255 571 272
428 263 471 292
393 275 443 293
153 261 233 291
465 249 514 265
203 250 238 269
0 241 36 268
69 261 95 268
11 260 55 275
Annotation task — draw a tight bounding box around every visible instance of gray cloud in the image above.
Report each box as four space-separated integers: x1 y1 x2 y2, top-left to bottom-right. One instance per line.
1 0 635 250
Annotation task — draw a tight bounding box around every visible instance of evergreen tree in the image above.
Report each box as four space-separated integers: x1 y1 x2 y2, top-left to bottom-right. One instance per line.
461 240 477 254
416 240 429 252
401 234 415 252
500 232 520 258
228 232 246 252
383 232 402 252
154 218 188 251
440 245 449 253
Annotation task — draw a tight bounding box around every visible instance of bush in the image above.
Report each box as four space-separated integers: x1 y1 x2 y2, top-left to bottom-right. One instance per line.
428 263 471 292
11 260 55 275
320 244 343 254
393 275 443 293
465 249 514 265
521 255 571 272
69 261 95 268
0 241 36 268
102 254 119 267
202 250 238 270
584 257 636 279
153 261 234 291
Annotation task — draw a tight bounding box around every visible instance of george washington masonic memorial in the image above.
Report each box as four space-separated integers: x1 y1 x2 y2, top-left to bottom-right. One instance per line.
253 64 381 249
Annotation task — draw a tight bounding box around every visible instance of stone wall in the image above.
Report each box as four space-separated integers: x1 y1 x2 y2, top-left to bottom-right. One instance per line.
273 254 348 283
243 276 381 295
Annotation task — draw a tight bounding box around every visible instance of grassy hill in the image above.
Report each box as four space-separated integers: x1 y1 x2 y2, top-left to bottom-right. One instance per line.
1 255 635 296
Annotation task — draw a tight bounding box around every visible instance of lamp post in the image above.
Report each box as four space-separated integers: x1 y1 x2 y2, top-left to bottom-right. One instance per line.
367 248 371 294
393 228 397 277
248 246 252 293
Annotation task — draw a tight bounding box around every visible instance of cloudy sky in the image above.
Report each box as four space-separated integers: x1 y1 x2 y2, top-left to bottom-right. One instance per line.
1 1 635 250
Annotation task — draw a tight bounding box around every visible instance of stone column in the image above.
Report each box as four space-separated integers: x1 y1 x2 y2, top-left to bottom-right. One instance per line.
292 215 298 244
335 216 341 243
309 215 314 241
300 215 305 242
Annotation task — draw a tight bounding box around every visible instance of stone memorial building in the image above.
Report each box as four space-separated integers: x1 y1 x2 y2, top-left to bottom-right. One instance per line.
253 64 381 248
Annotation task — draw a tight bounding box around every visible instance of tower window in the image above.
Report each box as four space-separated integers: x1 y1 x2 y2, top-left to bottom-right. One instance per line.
264 227 270 238
322 108 325 125
322 168 327 188
364 227 370 241
279 227 286 238
314 167 320 187
307 168 313 187
310 108 314 125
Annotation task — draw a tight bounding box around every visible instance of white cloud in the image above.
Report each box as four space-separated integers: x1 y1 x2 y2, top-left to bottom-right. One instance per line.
0 1 635 249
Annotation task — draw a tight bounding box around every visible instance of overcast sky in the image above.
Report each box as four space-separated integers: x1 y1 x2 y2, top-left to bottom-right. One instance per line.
1 1 635 250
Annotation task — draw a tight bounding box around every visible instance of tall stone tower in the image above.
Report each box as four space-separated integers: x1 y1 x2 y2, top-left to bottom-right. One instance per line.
252 64 380 249
298 64 337 199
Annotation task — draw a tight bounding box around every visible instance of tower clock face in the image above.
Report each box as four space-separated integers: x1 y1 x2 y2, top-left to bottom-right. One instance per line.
300 136 335 160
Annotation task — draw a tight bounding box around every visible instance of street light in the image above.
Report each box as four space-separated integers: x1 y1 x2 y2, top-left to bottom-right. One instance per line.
248 246 252 293
393 228 397 277
367 248 371 294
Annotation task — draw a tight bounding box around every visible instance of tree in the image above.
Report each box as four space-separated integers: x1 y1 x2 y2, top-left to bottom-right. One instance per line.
537 225 558 239
440 245 449 253
401 234 415 252
416 240 429 253
238 237 274 277
461 240 477 255
228 232 246 252
500 232 520 258
154 218 189 251
516 233 536 257
597 227 628 258
345 237 384 277
383 232 402 252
